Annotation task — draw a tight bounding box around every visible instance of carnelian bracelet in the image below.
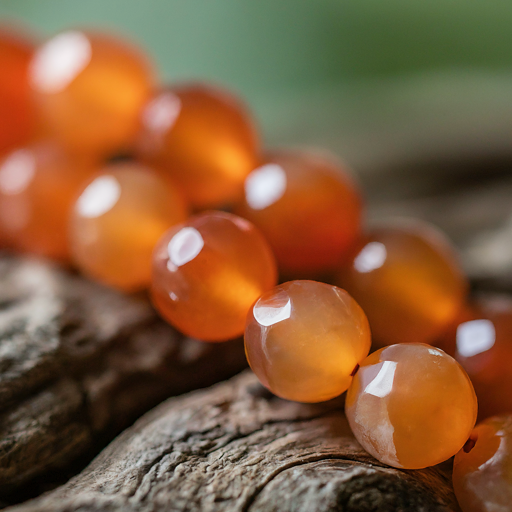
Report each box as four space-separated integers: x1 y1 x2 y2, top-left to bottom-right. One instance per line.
1 26 510 512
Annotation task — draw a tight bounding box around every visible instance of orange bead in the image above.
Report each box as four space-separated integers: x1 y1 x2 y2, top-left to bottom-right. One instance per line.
234 149 362 277
0 142 95 260
151 211 277 342
336 221 467 347
245 280 371 402
30 30 153 156
346 343 477 469
0 27 34 152
453 298 512 421
137 84 259 209
70 161 187 292
453 415 512 512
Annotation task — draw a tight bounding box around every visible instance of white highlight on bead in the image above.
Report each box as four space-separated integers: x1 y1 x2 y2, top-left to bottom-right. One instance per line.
30 31 92 93
167 227 204 268
253 299 291 327
0 150 36 195
77 175 121 218
142 92 182 133
457 319 496 358
364 360 397 398
244 164 287 210
354 241 387 273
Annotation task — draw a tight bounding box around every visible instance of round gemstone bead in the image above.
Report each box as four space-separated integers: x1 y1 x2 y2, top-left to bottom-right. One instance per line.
137 84 259 209
70 161 187 291
245 280 371 403
346 343 477 469
453 415 512 512
30 30 153 156
0 142 96 260
234 149 362 277
151 211 277 342
0 27 34 153
336 221 467 347
452 298 512 421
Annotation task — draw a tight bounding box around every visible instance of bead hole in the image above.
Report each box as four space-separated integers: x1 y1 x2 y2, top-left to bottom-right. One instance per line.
350 364 360 377
463 434 478 453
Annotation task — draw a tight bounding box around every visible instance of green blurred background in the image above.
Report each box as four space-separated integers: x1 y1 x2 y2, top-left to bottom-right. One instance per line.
2 0 512 171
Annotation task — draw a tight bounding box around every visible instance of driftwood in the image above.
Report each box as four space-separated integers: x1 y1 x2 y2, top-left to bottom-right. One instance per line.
6 371 458 512
3 151 512 510
0 256 247 499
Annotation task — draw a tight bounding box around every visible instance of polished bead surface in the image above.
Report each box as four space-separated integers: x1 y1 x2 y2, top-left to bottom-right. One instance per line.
245 280 371 403
0 142 95 260
346 343 477 469
137 84 259 208
336 221 467 347
152 211 277 342
453 298 512 421
234 149 362 277
0 27 34 153
453 415 512 512
30 30 153 155
70 162 187 291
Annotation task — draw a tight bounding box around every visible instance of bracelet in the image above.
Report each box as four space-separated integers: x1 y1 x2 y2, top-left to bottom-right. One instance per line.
2 26 508 512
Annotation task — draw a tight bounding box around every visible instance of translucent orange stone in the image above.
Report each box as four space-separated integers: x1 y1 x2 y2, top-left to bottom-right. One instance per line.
245 280 371 402
452 298 512 421
151 211 277 342
0 142 95 260
453 415 512 512
70 161 187 292
234 149 362 277
30 30 153 156
336 221 468 347
346 343 477 469
137 84 259 209
0 27 34 153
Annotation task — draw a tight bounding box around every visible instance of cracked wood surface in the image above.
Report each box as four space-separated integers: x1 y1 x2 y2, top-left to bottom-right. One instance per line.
0 255 247 496
7 371 458 512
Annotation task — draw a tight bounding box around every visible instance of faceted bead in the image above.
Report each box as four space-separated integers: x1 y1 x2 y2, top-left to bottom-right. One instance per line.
245 280 371 402
30 30 153 156
234 149 362 277
70 162 187 292
0 27 34 153
452 297 512 421
151 211 277 342
336 221 467 347
0 142 96 260
137 84 259 209
345 343 477 469
453 415 512 512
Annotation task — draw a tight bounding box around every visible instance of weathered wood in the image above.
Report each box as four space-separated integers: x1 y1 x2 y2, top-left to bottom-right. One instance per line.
6 371 458 512
5 151 512 510
0 255 247 495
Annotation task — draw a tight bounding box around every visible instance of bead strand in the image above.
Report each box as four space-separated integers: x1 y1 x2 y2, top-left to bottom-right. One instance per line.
1 24 510 511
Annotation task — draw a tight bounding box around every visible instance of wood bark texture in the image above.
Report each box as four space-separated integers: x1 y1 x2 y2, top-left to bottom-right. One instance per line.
0 255 247 497
4 153 512 511
6 371 458 512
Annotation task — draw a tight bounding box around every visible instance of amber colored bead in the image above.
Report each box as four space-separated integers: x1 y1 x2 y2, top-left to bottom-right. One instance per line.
70 162 187 292
30 30 153 156
137 84 259 209
453 415 512 512
336 221 467 347
151 211 277 342
346 343 477 469
245 280 371 402
234 149 362 277
0 142 95 260
0 27 34 153
452 298 512 421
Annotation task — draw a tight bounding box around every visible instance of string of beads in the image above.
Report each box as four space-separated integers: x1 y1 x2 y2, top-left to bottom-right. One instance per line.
1 25 509 510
